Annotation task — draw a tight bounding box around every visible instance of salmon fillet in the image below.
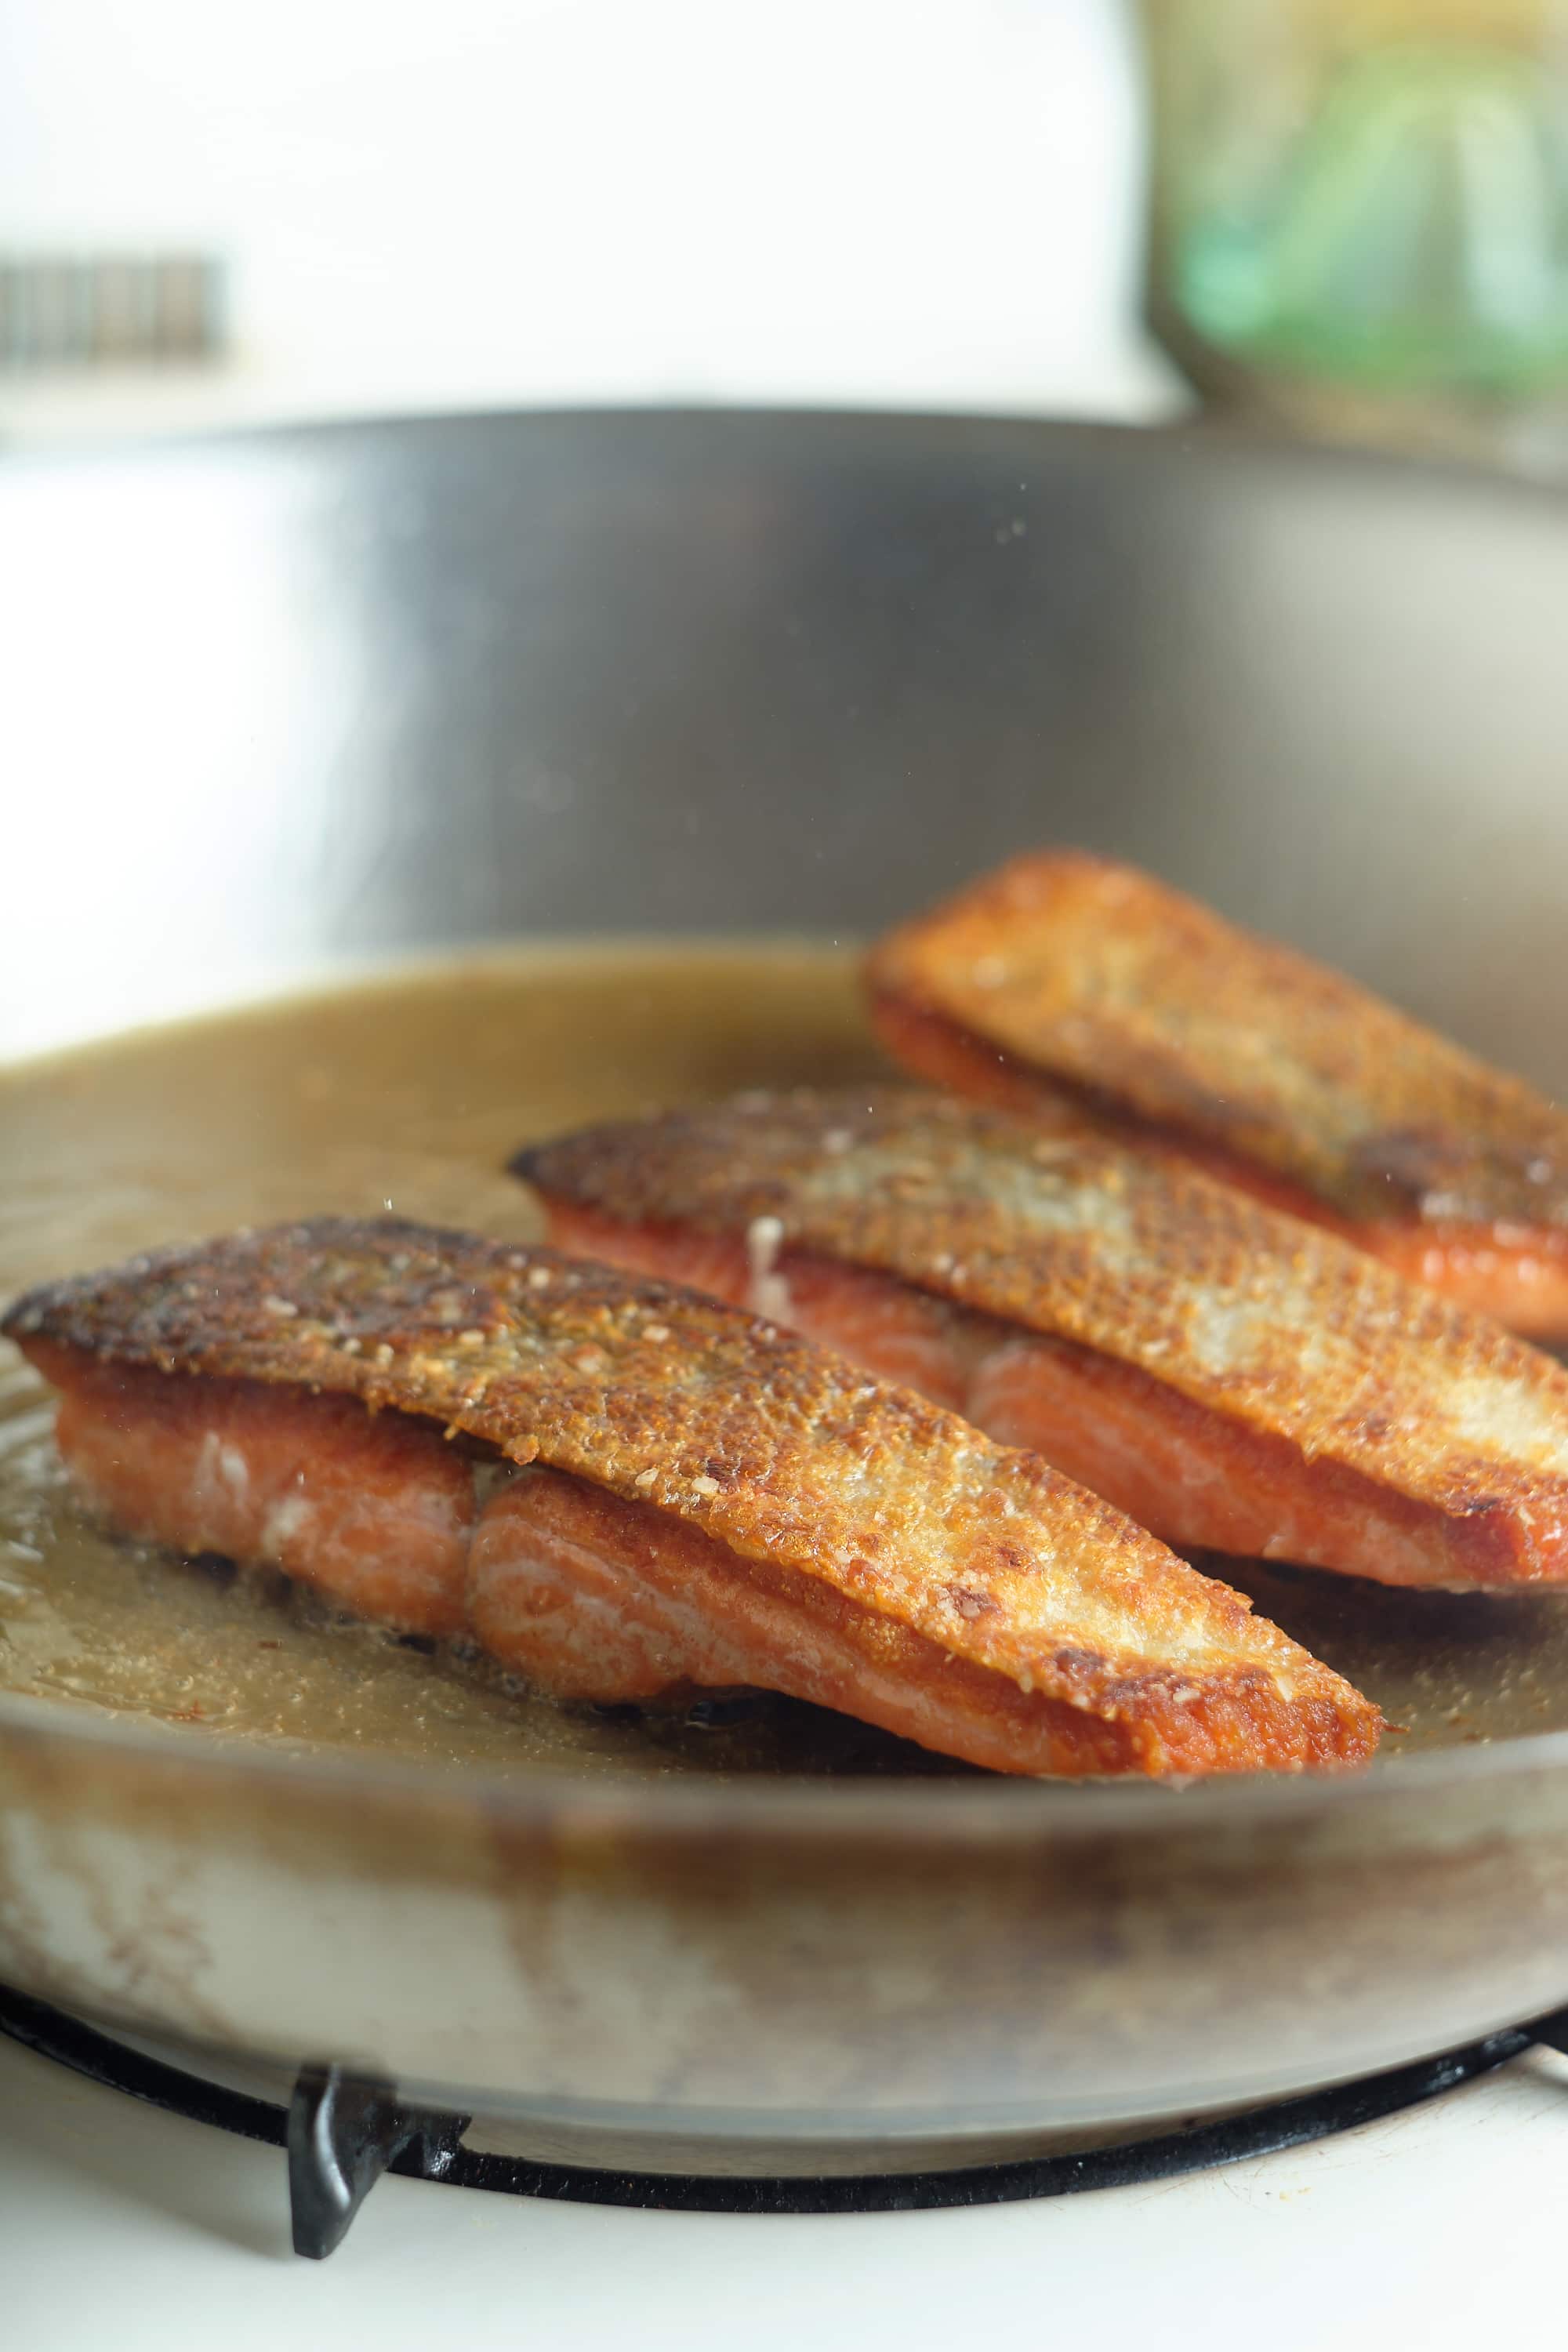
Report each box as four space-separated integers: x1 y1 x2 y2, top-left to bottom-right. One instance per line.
2 1216 1380 1776
866 850 1568 1337
517 1090 1568 1592
41 1346 474 1636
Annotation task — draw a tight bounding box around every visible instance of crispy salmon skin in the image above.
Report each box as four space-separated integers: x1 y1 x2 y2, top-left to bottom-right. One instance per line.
517 1090 1568 1593
2 1216 1380 1777
866 850 1568 1335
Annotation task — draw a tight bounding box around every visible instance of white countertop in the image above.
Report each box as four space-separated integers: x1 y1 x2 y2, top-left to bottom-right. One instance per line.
3 2025 1564 2349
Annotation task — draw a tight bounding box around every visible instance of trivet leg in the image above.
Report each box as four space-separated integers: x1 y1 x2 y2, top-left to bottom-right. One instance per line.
1525 2005 1568 2059
287 2063 468 2257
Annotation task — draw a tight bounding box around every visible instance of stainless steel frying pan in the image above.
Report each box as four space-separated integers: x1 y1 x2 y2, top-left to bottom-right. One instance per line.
5 410 1568 2165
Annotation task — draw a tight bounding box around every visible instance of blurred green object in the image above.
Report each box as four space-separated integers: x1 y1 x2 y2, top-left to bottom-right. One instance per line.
1142 0 1568 461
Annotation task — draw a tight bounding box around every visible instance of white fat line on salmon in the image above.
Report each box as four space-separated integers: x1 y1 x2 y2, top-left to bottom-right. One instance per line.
746 1214 793 1322
194 1430 250 1501
261 1497 314 1549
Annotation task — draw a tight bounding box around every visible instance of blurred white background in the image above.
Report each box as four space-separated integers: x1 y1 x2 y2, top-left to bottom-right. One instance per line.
0 0 1178 438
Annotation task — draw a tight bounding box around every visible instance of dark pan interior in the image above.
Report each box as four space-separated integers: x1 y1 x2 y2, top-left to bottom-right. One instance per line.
6 412 1568 1788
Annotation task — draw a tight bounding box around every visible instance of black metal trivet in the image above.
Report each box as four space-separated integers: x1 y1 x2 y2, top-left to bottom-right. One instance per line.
5 1982 1568 2256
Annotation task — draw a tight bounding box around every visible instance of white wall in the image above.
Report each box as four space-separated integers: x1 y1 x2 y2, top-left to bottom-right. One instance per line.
0 0 1175 433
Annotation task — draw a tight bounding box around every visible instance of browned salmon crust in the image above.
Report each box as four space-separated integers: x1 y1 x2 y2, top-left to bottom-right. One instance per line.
865 851 1568 1303
2 1216 1380 1775
514 1091 1568 1589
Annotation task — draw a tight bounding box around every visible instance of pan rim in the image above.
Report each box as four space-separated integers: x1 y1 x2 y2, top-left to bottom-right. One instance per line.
3 1677 1563 1845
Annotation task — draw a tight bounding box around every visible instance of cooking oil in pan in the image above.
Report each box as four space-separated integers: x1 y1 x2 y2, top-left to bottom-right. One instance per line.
2 943 1565 1776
